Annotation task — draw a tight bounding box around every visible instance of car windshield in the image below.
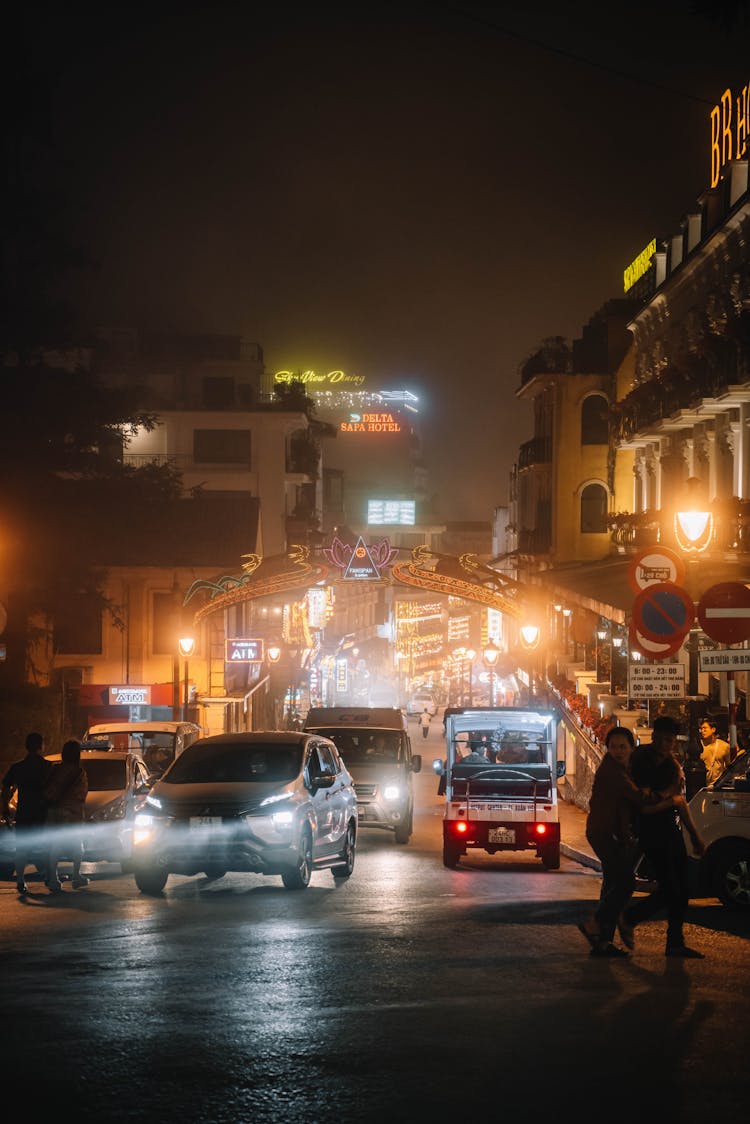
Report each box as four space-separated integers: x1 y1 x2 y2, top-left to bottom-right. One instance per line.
82 759 128 791
97 730 177 754
166 743 303 784
313 729 400 764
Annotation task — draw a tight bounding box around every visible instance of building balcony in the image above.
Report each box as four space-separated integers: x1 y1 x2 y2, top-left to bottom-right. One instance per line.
608 502 750 554
613 349 749 446
518 436 552 469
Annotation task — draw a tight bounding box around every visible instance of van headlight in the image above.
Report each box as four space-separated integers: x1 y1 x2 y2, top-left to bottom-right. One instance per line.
383 784 402 801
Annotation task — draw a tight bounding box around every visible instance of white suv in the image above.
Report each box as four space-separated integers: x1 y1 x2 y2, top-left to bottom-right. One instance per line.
407 693 437 717
685 753 750 909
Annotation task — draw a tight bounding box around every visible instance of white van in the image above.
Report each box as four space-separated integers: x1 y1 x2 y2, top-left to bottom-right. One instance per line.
303 707 422 843
83 721 203 778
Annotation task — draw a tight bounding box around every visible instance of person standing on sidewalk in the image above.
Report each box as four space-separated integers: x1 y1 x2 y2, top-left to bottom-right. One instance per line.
623 715 707 959
698 717 731 785
578 725 681 959
1 731 53 895
419 707 432 740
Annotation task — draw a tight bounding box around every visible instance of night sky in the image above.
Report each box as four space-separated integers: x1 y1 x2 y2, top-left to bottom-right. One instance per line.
11 1 749 519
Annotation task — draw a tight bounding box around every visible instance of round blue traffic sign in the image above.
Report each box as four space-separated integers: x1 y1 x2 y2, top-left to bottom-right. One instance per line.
631 582 695 644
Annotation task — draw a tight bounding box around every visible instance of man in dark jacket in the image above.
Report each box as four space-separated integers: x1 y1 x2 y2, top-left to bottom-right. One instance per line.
1 731 53 895
624 715 706 958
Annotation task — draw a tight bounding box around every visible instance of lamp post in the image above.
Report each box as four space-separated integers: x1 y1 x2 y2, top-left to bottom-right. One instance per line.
482 640 501 706
178 635 195 721
519 623 541 702
596 627 608 685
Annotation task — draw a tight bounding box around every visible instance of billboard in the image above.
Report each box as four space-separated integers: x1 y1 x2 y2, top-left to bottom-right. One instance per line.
368 499 415 525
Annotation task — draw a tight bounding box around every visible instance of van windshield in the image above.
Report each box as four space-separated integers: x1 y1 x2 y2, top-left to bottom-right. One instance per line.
313 729 401 765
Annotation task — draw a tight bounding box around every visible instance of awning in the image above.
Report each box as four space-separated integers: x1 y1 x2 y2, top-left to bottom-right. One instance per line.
532 554 750 624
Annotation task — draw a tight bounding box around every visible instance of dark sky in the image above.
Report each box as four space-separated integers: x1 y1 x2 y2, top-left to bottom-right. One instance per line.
15 1 750 519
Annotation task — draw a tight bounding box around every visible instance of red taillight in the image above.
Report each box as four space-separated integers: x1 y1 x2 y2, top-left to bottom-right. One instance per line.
533 822 548 837
455 820 469 835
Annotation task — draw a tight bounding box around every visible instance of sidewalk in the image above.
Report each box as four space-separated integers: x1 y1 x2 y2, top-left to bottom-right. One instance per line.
559 796 601 871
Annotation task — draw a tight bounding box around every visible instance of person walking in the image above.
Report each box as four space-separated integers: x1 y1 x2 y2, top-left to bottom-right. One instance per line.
1 731 53 895
44 739 89 892
698 717 731 785
419 707 432 740
578 725 682 959
622 715 707 959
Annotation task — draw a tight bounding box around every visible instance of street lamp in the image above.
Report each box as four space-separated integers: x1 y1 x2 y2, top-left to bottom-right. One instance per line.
675 478 713 554
482 640 501 705
596 627 608 684
519 624 541 702
178 635 195 720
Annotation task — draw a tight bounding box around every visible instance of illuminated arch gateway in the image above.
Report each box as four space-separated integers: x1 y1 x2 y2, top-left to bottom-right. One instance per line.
184 545 330 623
183 542 532 624
391 545 526 618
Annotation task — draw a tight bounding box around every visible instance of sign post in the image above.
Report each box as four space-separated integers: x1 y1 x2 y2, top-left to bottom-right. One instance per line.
696 583 750 759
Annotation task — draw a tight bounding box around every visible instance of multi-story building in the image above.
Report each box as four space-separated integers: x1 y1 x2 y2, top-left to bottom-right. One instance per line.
505 105 750 787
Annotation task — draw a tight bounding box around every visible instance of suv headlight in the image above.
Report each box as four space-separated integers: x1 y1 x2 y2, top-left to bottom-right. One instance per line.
383 784 402 801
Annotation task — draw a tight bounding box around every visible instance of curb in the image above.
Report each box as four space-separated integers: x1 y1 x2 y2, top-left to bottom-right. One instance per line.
561 842 601 872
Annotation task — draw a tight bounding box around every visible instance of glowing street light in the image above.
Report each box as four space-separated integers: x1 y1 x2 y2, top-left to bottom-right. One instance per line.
178 635 195 720
482 639 501 705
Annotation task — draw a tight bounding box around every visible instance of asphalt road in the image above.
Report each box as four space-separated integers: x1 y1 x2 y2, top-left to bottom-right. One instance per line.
1 718 749 1122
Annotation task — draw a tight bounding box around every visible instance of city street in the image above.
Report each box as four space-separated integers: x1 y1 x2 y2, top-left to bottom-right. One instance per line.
1 718 748 1122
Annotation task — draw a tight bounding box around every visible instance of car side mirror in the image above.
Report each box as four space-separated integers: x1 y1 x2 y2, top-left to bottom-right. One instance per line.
556 760 566 778
310 773 335 791
432 758 445 776
411 754 422 774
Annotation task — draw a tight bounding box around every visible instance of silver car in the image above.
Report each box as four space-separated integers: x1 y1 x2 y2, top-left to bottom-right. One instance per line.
131 732 357 894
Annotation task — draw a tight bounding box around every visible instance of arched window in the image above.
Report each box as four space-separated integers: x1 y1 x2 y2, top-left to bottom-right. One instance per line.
581 394 609 445
580 483 607 534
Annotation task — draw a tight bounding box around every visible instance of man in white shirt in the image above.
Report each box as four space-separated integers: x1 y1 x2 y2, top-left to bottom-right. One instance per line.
698 717 731 785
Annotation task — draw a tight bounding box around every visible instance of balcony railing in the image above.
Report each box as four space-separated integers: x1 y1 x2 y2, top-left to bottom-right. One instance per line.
608 505 750 553
518 436 552 469
613 349 747 443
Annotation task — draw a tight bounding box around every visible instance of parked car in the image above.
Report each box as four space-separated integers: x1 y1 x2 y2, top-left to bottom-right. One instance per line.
0 750 152 879
406 693 437 717
130 731 358 895
684 751 750 908
83 721 203 778
49 750 153 870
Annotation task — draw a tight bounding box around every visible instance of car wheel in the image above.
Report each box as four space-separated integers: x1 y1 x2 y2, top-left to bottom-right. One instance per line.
134 865 169 895
331 822 356 880
282 829 313 890
443 843 461 869
394 808 413 845
541 844 561 870
203 866 227 880
710 841 750 908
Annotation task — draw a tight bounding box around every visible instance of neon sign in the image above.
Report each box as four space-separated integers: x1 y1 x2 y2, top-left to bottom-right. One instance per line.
274 369 365 386
710 83 749 189
340 412 402 433
623 238 657 293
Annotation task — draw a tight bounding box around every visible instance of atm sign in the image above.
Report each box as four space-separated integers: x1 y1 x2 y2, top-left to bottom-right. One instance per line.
226 638 264 662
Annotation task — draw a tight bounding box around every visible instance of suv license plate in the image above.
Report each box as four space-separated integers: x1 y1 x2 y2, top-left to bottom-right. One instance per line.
190 816 222 830
488 827 515 843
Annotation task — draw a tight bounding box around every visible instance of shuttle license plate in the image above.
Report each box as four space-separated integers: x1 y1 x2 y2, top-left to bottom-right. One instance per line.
190 816 222 830
488 826 515 843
